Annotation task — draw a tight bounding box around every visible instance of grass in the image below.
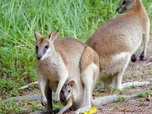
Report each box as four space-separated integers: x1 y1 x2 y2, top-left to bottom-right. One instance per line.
0 0 152 113
116 96 126 102
0 100 42 114
137 92 151 98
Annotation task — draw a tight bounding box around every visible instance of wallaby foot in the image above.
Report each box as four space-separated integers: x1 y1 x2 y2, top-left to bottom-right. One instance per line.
131 54 137 62
139 51 145 60
41 96 48 107
75 105 91 114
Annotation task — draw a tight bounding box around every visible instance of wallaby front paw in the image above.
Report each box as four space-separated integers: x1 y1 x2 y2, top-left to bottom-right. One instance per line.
41 97 48 106
74 111 79 114
53 94 60 103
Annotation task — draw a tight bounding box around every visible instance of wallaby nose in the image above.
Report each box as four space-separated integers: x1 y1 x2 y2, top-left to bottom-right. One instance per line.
37 56 42 60
63 97 66 101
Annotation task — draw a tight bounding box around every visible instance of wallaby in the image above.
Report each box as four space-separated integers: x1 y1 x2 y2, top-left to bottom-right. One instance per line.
58 80 140 114
58 80 114 114
86 0 150 90
34 30 99 113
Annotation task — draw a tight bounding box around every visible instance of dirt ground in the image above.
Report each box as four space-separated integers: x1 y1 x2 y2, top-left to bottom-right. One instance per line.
96 39 152 114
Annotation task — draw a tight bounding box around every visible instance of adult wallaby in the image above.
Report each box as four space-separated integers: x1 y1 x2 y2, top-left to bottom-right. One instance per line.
34 30 99 113
86 0 150 90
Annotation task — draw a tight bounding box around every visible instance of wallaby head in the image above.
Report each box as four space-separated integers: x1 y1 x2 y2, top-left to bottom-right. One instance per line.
34 30 59 61
116 0 138 13
61 80 75 101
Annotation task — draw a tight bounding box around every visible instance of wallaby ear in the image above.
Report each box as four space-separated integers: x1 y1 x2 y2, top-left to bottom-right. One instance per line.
48 30 59 42
34 31 42 40
68 80 75 87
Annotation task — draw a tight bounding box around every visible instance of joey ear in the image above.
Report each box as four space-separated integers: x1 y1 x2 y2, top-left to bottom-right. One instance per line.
48 30 59 42
34 31 42 40
68 80 75 87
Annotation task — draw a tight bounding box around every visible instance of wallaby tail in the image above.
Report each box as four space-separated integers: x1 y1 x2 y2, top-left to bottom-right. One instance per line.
91 94 141 107
122 81 151 89
91 95 118 107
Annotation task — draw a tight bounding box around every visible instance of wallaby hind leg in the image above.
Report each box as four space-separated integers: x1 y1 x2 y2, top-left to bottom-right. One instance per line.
93 66 99 89
76 46 99 113
103 73 123 90
113 71 124 90
45 81 61 114
75 64 95 113
45 81 53 113
111 52 131 90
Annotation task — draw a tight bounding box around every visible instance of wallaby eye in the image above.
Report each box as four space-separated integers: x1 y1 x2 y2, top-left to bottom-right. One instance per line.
68 90 70 93
45 45 49 49
123 1 126 4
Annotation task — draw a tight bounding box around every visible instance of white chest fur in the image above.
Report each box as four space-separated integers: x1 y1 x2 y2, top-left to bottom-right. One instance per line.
37 54 60 81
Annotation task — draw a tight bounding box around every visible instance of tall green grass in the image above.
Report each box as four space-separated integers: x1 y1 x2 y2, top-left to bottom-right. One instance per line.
0 0 152 98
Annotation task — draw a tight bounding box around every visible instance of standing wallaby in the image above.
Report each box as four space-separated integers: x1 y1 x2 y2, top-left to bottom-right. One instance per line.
86 0 150 90
34 30 99 113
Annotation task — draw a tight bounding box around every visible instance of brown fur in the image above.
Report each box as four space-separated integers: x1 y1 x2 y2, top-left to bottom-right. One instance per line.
35 31 99 113
57 46 99 113
80 46 99 72
86 0 150 90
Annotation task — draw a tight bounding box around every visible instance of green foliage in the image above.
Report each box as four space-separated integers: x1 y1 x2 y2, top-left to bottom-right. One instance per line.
0 100 42 114
107 88 123 95
137 92 151 98
116 96 125 102
115 106 119 110
148 66 152 75
96 80 103 85
0 79 19 97
150 86 152 90
0 0 121 97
